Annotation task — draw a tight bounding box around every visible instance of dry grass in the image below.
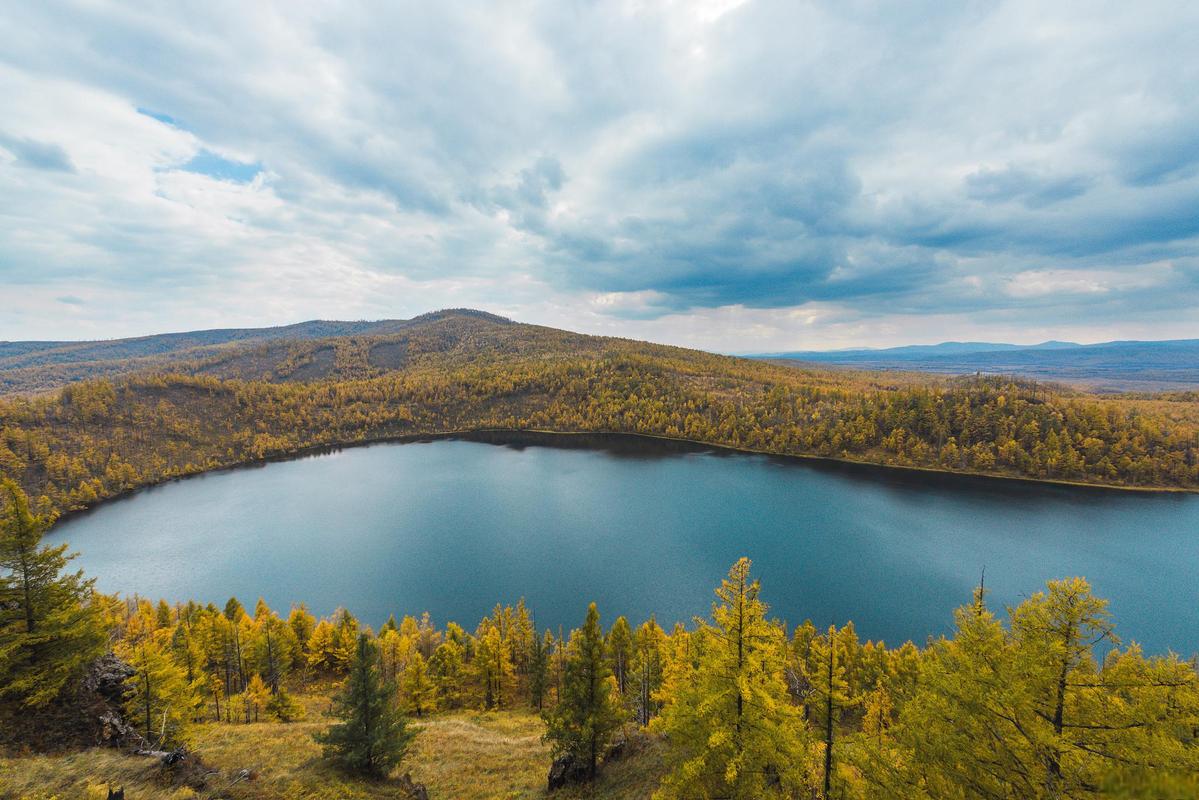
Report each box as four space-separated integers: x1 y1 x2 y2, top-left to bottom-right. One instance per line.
0 748 203 799
1 705 666 800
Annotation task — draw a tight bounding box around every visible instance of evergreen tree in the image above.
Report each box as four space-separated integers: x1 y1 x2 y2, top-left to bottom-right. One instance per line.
170 610 203 686
653 558 808 799
265 687 306 722
0 479 108 708
542 603 625 781
315 633 415 778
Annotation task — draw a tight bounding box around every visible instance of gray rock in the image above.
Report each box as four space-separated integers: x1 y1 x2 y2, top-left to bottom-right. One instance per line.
81 654 136 705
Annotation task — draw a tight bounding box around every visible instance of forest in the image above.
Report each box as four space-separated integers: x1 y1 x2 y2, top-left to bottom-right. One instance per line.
0 312 1198 522
1 478 1197 798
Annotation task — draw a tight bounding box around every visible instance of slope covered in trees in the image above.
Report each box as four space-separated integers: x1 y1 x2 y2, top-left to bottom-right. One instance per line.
0 310 513 395
1 312 1198 514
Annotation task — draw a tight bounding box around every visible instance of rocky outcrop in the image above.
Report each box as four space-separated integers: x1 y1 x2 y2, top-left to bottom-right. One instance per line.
78 653 141 748
0 652 140 751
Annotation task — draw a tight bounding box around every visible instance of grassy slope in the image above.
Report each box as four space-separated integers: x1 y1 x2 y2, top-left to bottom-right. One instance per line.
0 705 665 800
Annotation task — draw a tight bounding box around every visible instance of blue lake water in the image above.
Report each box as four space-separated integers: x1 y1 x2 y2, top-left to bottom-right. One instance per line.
47 434 1199 654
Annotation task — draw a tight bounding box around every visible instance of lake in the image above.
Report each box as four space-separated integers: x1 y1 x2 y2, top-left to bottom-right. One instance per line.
47 433 1199 654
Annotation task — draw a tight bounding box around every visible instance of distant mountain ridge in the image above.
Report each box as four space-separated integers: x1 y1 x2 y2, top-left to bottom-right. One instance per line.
3 311 1197 396
763 340 1085 358
755 338 1199 392
0 309 516 395
0 309 511 369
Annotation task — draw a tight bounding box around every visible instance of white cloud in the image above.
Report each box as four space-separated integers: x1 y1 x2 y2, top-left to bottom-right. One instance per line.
1 1 1198 349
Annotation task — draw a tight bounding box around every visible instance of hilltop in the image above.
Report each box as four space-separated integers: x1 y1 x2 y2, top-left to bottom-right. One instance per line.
0 310 514 396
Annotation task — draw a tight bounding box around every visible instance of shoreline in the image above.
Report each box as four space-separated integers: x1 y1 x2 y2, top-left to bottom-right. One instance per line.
50 426 1196 529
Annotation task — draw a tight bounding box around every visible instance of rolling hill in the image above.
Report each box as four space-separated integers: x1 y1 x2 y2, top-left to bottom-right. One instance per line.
1 310 1198 515
756 339 1199 392
0 309 514 395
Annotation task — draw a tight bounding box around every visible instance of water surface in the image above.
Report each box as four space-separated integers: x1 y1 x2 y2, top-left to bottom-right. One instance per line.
48 434 1199 653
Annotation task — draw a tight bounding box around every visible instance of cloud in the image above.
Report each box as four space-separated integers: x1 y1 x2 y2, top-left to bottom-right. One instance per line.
0 132 75 171
0 1 1198 348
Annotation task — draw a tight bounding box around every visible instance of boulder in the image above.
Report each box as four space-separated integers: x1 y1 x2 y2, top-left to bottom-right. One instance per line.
81 654 136 705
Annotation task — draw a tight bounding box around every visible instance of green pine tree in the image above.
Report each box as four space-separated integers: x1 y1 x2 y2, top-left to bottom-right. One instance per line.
315 633 416 777
542 602 626 781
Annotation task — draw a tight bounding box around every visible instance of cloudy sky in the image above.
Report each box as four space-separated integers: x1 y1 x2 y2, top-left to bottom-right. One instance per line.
1 1 1197 351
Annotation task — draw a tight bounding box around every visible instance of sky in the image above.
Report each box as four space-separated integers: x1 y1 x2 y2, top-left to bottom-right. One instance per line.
1 1 1198 353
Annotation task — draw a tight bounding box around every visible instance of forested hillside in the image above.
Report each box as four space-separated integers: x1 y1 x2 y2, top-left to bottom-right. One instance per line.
1 311 1197 515
0 310 512 395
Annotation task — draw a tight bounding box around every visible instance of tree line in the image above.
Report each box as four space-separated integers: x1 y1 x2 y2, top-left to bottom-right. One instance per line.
3 479 1197 797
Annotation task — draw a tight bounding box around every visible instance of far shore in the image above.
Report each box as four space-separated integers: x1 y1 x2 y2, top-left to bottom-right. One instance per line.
49 426 1196 529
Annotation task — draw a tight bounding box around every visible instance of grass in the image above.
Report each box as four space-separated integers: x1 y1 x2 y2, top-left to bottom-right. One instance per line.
0 701 666 800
